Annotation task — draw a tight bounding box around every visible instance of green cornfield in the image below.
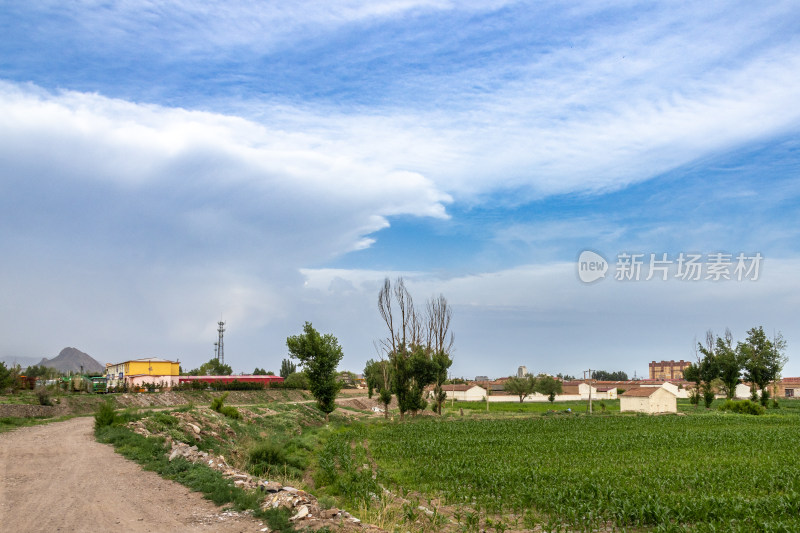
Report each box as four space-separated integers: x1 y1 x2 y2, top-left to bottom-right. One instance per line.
347 413 800 531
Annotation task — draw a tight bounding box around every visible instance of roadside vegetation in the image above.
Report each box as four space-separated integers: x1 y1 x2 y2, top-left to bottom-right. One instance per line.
0 414 74 433
92 399 318 531
80 391 800 533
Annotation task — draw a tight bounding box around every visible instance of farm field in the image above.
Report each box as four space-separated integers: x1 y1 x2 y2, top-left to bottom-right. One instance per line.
322 408 800 532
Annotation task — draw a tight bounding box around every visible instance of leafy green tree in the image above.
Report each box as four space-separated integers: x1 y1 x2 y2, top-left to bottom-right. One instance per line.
365 358 394 417
699 356 719 408
187 358 232 376
287 322 344 421
504 376 537 402
535 374 563 402
591 370 628 381
279 358 297 379
740 326 787 406
378 388 392 419
0 362 14 391
23 365 61 379
283 371 309 389
430 350 452 414
714 329 742 399
364 358 392 399
697 331 722 408
683 362 701 407
253 367 268 375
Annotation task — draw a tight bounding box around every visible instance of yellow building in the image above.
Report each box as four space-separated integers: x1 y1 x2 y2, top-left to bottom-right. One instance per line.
105 358 180 389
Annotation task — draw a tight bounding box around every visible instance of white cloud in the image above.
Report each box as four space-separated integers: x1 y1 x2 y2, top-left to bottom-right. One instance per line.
0 82 451 259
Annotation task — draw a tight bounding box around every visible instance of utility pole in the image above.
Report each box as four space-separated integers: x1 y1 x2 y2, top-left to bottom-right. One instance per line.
584 369 593 415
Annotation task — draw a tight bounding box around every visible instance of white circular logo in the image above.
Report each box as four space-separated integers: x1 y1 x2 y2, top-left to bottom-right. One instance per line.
577 250 608 283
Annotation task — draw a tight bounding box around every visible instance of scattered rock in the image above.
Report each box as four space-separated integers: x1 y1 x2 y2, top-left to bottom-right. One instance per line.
259 481 282 493
166 439 373 530
290 505 309 521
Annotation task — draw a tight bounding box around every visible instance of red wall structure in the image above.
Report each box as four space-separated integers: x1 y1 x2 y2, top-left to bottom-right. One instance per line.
178 375 284 387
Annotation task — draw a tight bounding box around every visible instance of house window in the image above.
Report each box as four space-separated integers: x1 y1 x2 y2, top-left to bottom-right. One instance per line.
786 388 794 398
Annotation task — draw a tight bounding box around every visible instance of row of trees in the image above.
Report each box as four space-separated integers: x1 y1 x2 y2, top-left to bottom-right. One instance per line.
503 374 563 402
591 370 628 381
684 326 787 407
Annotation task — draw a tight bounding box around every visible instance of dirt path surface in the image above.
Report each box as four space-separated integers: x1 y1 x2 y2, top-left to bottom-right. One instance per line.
0 417 268 533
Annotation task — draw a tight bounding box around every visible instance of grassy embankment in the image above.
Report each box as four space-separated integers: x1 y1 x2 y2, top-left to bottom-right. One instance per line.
84 391 800 532
92 393 373 532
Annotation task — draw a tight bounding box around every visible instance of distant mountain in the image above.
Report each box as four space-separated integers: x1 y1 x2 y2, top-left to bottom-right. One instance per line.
37 347 105 374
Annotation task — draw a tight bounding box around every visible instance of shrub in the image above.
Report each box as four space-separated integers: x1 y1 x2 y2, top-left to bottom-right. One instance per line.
210 392 240 419
280 371 309 389
210 392 229 412
760 388 771 407
219 405 241 419
94 399 117 428
248 439 305 479
35 386 53 406
718 399 765 415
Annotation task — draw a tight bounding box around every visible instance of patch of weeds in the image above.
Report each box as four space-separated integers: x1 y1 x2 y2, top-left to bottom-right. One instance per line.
210 392 241 419
172 402 195 413
315 426 381 509
253 507 294 532
144 412 179 433
94 399 117 428
35 387 53 406
0 415 71 433
248 439 306 479
317 495 337 510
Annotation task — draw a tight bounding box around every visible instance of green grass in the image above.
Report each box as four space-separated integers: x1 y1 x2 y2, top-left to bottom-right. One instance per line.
0 415 73 433
447 399 618 414
325 412 800 532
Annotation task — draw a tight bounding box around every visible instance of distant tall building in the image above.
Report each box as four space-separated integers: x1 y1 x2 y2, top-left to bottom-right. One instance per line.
475 375 489 382
649 360 690 380
517 366 528 378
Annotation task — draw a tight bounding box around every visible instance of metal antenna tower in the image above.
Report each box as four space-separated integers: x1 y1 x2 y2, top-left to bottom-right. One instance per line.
216 321 226 366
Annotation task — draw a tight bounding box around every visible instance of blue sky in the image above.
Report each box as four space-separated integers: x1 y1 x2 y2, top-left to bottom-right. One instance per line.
1 1 799 378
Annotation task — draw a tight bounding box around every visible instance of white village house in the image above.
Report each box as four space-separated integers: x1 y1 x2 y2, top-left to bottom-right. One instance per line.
620 386 677 414
436 384 488 402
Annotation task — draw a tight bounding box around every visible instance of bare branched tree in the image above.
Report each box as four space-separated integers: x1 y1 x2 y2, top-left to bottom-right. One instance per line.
378 279 396 354
378 278 454 357
705 330 715 354
426 294 454 355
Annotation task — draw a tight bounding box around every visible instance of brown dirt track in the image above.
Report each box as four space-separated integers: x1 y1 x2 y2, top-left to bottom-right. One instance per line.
0 417 268 533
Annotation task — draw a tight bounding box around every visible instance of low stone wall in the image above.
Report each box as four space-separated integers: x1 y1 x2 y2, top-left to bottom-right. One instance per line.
0 404 67 418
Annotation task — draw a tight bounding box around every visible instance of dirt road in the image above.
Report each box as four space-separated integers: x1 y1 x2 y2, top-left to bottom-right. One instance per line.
0 417 268 533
